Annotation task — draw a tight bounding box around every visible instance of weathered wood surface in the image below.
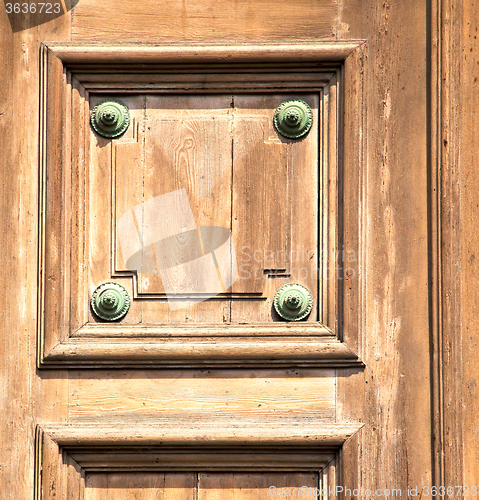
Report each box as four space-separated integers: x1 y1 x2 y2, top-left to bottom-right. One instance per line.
38 64 343 365
431 0 479 491
84 473 195 500
68 369 335 421
197 473 319 500
70 0 338 43
1 0 475 499
0 9 71 500
336 1 432 496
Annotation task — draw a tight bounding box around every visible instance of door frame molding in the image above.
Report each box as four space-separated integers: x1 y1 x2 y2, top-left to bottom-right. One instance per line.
37 42 366 368
35 418 363 499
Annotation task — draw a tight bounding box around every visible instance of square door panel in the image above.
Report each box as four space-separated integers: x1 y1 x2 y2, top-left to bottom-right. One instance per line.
38 44 363 367
91 93 319 323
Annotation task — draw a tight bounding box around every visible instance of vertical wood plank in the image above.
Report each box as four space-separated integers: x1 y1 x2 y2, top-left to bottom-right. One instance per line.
232 94 319 322
40 433 66 500
42 48 70 349
433 0 479 490
0 5 71 498
140 96 233 322
337 0 432 496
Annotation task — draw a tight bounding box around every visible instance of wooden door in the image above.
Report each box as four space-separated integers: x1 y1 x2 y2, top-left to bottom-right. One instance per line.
2 1 477 498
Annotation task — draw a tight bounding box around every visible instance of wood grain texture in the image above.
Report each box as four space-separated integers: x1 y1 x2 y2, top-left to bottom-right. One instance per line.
231 93 319 322
137 96 233 323
84 473 195 500
431 0 479 491
68 369 335 421
2 0 473 498
197 472 319 500
336 0 432 496
71 0 338 43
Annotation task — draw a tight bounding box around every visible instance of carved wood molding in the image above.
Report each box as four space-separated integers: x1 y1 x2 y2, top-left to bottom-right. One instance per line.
37 42 366 368
35 418 363 498
429 0 470 488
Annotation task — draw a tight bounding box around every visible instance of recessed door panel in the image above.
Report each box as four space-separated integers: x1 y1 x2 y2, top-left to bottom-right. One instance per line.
95 93 319 323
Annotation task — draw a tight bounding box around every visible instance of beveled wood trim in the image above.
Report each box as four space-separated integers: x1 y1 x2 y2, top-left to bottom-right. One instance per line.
68 452 336 472
429 0 479 489
42 336 361 368
42 420 363 448
430 0 446 488
72 323 334 337
46 42 363 65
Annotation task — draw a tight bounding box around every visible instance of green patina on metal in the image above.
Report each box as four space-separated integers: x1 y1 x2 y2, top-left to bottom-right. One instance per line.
273 99 313 139
91 282 131 321
273 283 313 321
90 99 130 138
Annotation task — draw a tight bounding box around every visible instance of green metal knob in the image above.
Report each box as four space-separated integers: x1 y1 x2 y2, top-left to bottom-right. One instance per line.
273 99 313 139
91 282 130 321
273 283 313 321
90 99 130 138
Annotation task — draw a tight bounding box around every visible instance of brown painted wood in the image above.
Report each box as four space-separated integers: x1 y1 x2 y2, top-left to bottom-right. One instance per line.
2 1 474 499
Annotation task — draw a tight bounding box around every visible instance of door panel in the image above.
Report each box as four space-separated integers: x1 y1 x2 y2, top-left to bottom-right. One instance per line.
83 472 319 500
100 93 319 321
84 473 196 500
3 1 465 499
38 45 355 368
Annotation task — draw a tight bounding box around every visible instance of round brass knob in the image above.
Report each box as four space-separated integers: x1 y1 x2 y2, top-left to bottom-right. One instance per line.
90 99 130 138
273 283 313 321
273 99 313 139
91 282 130 321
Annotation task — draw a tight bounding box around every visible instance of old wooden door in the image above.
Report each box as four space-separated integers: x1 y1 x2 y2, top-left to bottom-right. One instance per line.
2 1 477 498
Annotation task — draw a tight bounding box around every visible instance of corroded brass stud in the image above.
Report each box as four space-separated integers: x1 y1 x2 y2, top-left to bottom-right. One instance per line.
91 282 130 321
273 99 313 139
90 99 130 138
273 283 313 321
